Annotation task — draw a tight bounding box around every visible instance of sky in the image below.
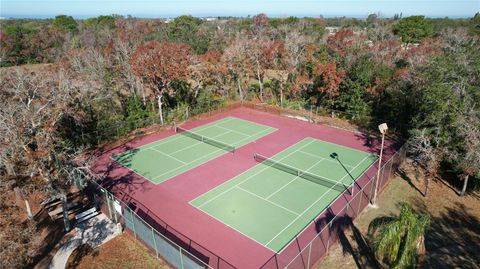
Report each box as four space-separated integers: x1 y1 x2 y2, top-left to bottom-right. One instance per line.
1 0 479 19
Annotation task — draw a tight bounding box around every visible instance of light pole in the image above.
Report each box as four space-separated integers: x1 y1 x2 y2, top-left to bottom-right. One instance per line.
371 123 388 207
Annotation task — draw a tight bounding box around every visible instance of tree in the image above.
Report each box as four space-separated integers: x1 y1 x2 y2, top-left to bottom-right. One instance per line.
166 15 209 54
327 29 357 57
392 16 433 43
452 103 480 196
301 18 326 41
470 12 480 35
1 25 35 66
368 203 431 268
252 13 269 37
311 61 345 106
189 50 228 98
84 15 116 30
222 35 252 101
408 129 443 196
53 15 78 34
247 38 284 102
366 13 379 25
129 41 193 124
277 30 312 106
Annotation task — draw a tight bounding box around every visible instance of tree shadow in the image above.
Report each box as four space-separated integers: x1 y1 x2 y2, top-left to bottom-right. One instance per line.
64 243 96 269
315 209 380 269
397 167 424 196
96 145 153 197
24 194 89 269
353 131 403 160
436 161 480 199
422 202 480 268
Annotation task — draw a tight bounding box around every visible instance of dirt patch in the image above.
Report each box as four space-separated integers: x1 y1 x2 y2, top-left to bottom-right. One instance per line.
317 160 480 269
65 233 168 269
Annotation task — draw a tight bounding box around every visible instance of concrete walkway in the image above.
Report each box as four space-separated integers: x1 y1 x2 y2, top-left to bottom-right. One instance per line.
48 213 121 269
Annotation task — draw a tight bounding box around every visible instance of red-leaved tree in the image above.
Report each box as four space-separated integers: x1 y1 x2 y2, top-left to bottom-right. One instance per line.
312 61 345 105
129 41 193 124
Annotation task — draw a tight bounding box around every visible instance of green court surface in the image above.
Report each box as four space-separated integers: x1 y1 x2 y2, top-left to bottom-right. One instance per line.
190 138 378 253
112 117 276 184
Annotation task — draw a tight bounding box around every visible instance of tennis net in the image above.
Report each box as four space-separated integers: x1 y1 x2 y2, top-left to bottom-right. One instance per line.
176 126 235 153
254 153 347 192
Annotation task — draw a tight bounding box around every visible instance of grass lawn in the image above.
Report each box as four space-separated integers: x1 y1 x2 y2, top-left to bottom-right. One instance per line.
316 160 480 269
66 233 167 269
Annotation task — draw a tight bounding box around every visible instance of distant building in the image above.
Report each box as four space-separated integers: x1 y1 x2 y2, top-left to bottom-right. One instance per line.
204 17 217 21
325 26 341 36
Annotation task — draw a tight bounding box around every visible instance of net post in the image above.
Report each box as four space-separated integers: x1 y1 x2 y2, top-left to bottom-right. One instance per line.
352 180 355 196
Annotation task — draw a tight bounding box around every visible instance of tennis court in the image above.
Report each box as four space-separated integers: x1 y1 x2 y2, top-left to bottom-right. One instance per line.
112 117 276 184
190 137 378 253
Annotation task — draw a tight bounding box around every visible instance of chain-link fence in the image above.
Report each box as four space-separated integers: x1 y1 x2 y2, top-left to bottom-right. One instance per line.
85 180 227 269
70 100 235 148
73 101 373 149
86 145 405 269
82 101 405 269
243 102 374 134
259 144 407 269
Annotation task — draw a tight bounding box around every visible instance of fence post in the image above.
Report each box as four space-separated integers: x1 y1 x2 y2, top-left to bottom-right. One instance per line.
105 193 112 220
151 227 159 259
307 242 312 268
326 221 332 252
179 248 185 269
357 183 364 215
369 175 377 203
130 208 137 239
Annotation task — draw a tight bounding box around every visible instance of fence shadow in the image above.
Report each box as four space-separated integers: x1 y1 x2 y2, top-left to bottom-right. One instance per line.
317 210 379 269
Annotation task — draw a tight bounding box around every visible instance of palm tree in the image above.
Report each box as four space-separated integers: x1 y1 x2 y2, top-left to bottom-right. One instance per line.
368 203 430 268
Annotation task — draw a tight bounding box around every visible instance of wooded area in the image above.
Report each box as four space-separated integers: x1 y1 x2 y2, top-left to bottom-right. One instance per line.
0 13 479 268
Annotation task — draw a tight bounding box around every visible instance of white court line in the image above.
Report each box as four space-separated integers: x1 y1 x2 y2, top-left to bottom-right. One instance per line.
265 153 372 247
235 186 300 216
305 136 380 157
168 130 232 155
151 127 276 181
116 118 235 156
298 150 355 168
265 158 325 200
150 148 187 164
196 139 316 208
111 118 276 185
215 124 251 137
227 116 278 131
189 201 279 253
277 156 378 254
150 130 235 179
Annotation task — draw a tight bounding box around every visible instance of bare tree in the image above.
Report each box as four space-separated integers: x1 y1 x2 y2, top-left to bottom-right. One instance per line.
222 34 252 101
408 128 443 197
452 104 480 196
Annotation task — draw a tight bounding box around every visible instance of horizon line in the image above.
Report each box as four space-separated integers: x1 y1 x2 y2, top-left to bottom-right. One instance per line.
1 13 475 20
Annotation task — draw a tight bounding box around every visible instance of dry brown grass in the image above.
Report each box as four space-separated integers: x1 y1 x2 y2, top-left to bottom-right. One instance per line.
66 233 168 269
317 160 480 269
